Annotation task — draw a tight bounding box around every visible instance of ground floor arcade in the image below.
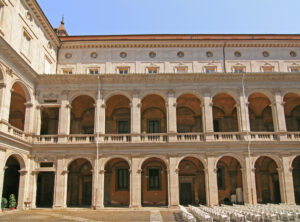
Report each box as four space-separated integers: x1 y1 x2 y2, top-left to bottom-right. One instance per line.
0 152 299 209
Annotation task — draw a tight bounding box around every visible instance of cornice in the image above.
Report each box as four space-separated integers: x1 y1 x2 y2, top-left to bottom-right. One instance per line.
60 40 300 50
25 0 60 47
36 72 300 85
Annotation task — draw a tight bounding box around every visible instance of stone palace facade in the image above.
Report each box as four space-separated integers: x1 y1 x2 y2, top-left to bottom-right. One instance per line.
0 0 299 210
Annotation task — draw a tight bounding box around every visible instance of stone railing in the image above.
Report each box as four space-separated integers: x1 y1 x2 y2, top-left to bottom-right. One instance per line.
213 132 242 141
140 133 168 142
67 134 95 143
249 132 277 141
176 133 204 142
34 135 59 144
286 132 300 140
7 124 29 140
103 134 132 143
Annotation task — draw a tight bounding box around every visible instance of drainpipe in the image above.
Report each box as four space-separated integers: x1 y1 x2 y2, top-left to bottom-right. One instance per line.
223 42 227 73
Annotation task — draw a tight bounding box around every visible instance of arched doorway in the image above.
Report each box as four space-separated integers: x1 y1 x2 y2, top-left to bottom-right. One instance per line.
255 156 281 204
36 172 55 207
2 156 21 207
284 93 300 131
216 156 243 205
105 95 131 134
141 95 166 134
178 157 205 205
70 96 95 134
141 157 168 206
212 93 238 132
67 159 92 207
176 94 202 133
9 83 27 130
292 156 300 205
104 158 130 207
248 93 274 132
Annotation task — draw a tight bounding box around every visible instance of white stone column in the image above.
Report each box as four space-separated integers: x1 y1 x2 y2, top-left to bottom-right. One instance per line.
242 156 257 204
167 91 177 142
92 156 105 209
130 157 142 208
0 83 11 132
94 90 105 142
17 169 28 210
34 106 42 135
53 156 67 208
0 149 6 202
278 156 295 204
168 156 179 207
273 91 287 140
203 93 214 141
238 92 251 139
58 92 70 142
206 156 218 206
131 92 141 142
27 156 37 209
23 102 34 134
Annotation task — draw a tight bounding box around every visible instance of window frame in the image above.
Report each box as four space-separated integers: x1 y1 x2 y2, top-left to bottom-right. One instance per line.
88 68 99 75
62 68 73 74
175 66 188 73
21 29 32 60
289 66 300 73
116 167 129 191
205 66 217 73
118 67 130 74
261 66 274 72
233 66 246 73
147 67 159 74
147 119 161 133
117 119 130 134
147 167 161 191
44 55 52 74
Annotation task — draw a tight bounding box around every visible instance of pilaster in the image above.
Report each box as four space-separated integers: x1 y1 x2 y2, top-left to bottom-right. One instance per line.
53 156 67 208
203 93 214 141
167 90 177 142
206 156 218 206
58 91 70 142
130 157 142 208
278 156 295 204
168 156 179 207
242 156 256 204
238 92 251 139
131 92 141 142
273 91 287 140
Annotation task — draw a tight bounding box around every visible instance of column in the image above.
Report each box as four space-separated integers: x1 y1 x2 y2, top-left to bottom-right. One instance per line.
58 92 70 142
168 156 179 207
34 106 42 135
92 157 105 209
23 102 34 134
0 149 6 203
27 156 37 208
203 93 214 141
131 92 141 142
17 169 28 210
205 156 218 206
53 156 67 208
94 91 105 142
273 91 287 140
238 92 251 139
278 156 295 204
242 156 257 204
167 90 177 142
0 83 11 132
130 157 142 208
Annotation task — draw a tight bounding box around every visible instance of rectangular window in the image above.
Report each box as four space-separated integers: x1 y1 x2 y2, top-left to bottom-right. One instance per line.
148 168 160 190
116 168 129 190
290 67 300 73
44 56 51 74
262 66 274 72
176 66 188 73
147 67 158 74
62 69 73 74
233 66 245 73
118 120 129 134
22 31 31 57
205 66 216 73
89 68 99 74
118 67 129 74
40 162 54 168
217 167 225 190
147 120 160 133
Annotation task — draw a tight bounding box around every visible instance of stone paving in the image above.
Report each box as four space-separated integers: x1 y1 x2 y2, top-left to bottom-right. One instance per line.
0 208 183 222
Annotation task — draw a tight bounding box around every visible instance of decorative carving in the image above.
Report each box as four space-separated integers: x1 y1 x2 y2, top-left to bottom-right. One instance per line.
24 102 33 108
6 68 13 76
42 93 58 100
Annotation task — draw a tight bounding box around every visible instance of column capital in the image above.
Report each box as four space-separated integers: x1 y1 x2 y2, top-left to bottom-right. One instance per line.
0 82 6 88
24 102 33 108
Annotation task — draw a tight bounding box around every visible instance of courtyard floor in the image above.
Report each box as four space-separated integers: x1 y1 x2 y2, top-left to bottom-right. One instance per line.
0 208 183 222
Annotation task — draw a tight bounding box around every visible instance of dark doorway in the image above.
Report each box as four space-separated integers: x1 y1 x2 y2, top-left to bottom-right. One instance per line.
2 156 20 205
180 183 193 205
36 172 55 207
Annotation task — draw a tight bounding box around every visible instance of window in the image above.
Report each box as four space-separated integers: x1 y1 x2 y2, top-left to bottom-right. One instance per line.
147 120 160 133
176 66 188 73
89 68 99 74
40 162 53 168
44 56 51 74
217 167 225 190
148 168 160 190
118 120 129 134
205 66 216 73
147 67 158 74
118 67 129 74
22 31 31 57
261 66 274 72
233 66 245 73
116 168 129 190
290 67 300 73
62 69 73 74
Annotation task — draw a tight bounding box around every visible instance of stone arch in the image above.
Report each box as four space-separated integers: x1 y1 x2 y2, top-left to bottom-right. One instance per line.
103 157 130 207
282 90 300 98
252 154 282 170
214 154 245 170
65 157 94 171
69 92 96 104
176 155 207 170
4 153 26 170
140 91 167 102
10 80 32 103
175 91 203 103
246 89 274 104
104 91 132 103
178 156 206 205
283 92 300 131
101 156 131 171
138 155 169 171
211 90 239 103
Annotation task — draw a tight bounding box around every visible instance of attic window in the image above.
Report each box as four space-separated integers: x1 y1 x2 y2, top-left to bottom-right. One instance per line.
40 162 53 168
44 99 57 103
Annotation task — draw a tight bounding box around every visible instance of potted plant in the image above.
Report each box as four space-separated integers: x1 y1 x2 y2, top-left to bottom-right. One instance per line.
1 197 7 212
8 194 16 210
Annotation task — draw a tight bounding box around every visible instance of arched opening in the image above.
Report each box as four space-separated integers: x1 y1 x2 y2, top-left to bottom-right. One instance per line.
284 93 300 131
2 156 21 207
141 157 168 206
67 158 92 207
212 93 238 132
36 172 55 207
216 156 243 205
40 108 59 135
176 94 202 132
141 95 166 133
9 83 27 131
178 157 206 205
255 156 281 204
248 93 274 132
70 96 95 134
105 95 131 134
104 158 130 207
292 156 300 205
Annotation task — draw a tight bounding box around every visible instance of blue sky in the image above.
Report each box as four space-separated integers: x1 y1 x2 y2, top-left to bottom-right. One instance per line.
37 0 300 35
